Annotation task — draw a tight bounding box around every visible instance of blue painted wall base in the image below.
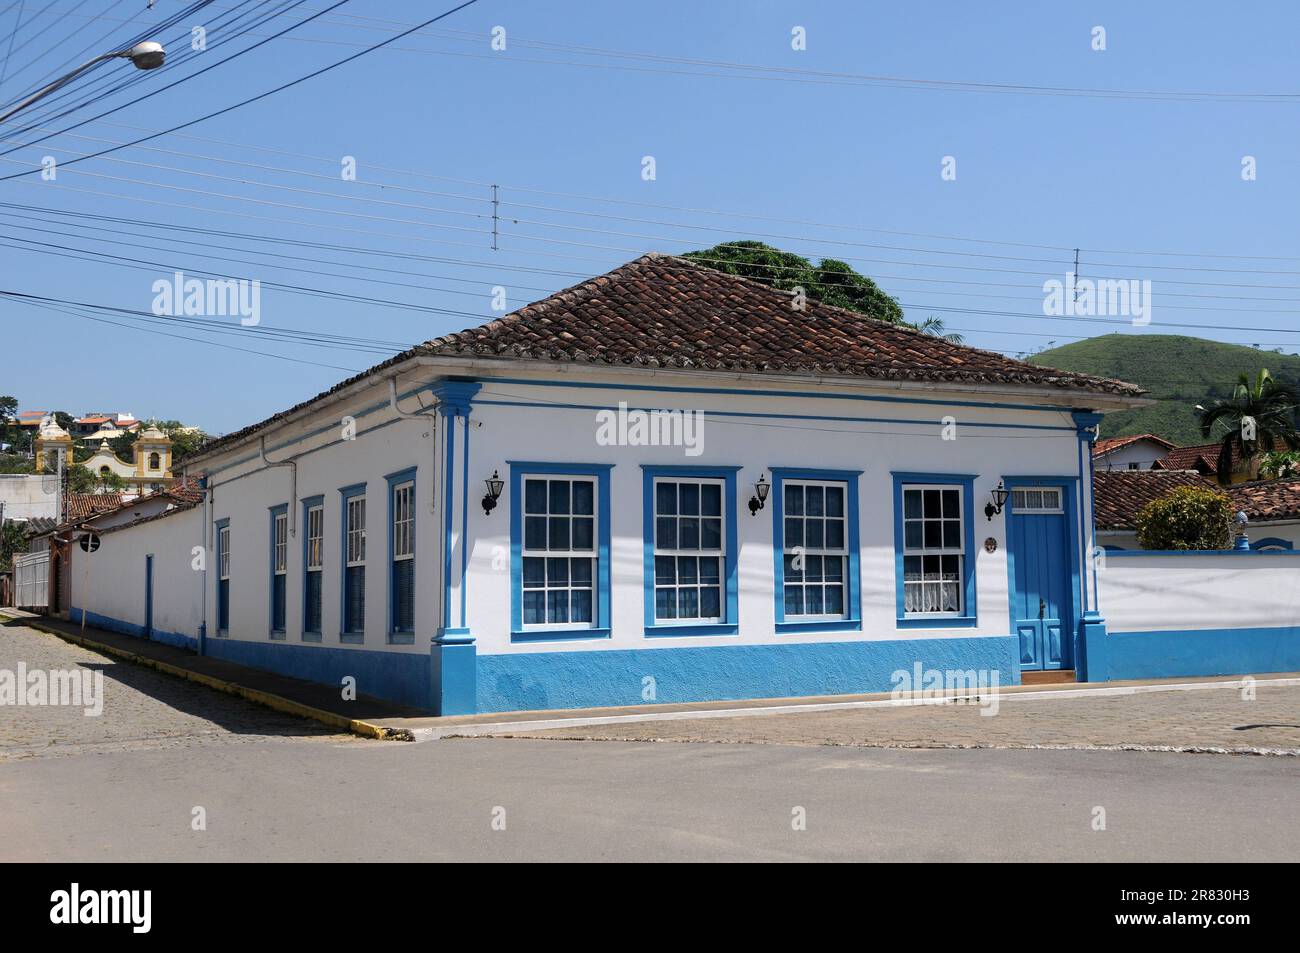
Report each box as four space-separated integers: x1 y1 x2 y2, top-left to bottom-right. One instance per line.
70 606 197 652
432 629 477 715
1079 612 1109 682
476 635 1021 714
1106 625 1300 681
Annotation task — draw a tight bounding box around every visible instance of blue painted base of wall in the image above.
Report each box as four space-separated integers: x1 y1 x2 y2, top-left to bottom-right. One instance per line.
1107 626 1300 681
205 637 430 710
71 606 197 652
476 635 1021 714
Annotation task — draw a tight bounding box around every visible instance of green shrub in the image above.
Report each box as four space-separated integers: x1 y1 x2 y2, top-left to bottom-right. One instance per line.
1136 486 1235 551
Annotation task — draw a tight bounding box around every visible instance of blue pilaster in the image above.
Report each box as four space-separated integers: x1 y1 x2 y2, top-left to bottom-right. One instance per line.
1072 411 1108 681
429 378 482 715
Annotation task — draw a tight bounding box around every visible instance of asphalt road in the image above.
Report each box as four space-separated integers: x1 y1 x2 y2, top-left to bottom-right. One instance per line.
3 736 1297 862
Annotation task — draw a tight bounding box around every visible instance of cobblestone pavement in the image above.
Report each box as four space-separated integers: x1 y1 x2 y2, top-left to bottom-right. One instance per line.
0 622 353 762
504 682 1300 753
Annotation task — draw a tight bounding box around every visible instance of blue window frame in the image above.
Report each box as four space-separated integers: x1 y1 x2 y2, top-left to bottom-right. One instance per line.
642 465 740 637
339 482 367 643
269 504 288 638
891 472 977 628
386 468 417 644
301 495 324 642
771 468 862 634
509 462 612 642
214 517 230 635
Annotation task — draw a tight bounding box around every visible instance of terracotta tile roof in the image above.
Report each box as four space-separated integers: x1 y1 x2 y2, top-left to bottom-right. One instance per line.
1092 470 1219 530
1152 437 1289 475
188 254 1145 463
425 254 1144 393
1226 478 1300 523
1092 433 1175 457
63 492 126 522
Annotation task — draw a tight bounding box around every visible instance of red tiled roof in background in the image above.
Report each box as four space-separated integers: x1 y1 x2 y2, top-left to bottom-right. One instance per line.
1092 433 1175 457
1092 470 1219 530
63 492 126 522
1226 478 1300 524
1152 437 1289 475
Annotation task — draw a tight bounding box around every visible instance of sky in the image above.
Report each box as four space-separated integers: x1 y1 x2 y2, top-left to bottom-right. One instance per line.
1 0 1298 434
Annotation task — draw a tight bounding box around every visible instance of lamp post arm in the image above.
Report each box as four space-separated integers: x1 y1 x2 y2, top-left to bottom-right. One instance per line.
0 51 125 124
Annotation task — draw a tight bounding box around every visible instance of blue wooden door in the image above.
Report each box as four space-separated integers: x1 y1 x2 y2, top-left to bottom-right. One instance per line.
144 555 154 640
1007 489 1072 671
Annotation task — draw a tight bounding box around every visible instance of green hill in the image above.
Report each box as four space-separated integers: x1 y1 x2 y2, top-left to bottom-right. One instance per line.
1029 335 1300 445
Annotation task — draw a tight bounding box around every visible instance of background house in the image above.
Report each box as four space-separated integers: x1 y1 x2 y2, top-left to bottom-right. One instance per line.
1092 434 1175 471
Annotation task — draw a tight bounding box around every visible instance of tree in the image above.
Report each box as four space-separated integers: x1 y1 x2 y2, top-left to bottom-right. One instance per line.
1260 450 1300 481
0 395 17 451
1136 486 1235 551
64 464 126 495
1 518 27 572
1197 369 1300 484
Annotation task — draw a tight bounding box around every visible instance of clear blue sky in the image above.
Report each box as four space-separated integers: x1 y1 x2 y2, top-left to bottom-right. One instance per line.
2 1 1297 434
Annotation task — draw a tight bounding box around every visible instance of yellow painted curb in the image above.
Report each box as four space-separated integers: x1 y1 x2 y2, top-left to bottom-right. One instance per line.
1 612 409 741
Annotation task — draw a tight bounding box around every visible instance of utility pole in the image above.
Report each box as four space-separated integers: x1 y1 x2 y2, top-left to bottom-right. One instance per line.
1072 248 1081 305
491 184 499 251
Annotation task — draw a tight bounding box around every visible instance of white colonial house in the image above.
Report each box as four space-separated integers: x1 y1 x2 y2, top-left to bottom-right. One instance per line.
77 253 1275 715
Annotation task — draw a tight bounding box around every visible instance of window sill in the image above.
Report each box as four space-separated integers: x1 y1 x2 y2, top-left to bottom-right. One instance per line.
340 631 365 644
269 630 286 641
511 627 610 643
896 616 978 629
644 622 739 638
301 631 322 643
775 618 862 635
388 631 415 645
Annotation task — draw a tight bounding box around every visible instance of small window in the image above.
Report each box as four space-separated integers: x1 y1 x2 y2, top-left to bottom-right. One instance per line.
304 504 324 636
781 481 848 619
217 524 231 633
99 466 110 476
148 451 160 470
391 480 415 634
901 485 965 616
1011 487 1063 514
271 511 287 634
343 495 366 635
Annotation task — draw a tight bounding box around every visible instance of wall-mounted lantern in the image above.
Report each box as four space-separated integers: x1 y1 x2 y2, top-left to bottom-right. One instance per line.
748 474 770 516
984 481 1009 521
482 470 504 515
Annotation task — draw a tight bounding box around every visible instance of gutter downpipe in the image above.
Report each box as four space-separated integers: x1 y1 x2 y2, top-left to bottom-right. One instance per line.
260 435 298 538
389 377 440 515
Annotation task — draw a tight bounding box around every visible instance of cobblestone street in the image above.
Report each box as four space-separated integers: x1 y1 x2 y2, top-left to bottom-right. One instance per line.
0 620 352 762
503 682 1300 753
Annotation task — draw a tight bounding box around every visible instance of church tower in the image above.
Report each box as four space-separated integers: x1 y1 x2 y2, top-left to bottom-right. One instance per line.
33 416 73 474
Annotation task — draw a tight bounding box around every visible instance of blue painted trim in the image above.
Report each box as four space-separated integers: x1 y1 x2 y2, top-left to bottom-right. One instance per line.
479 375 1073 414
429 377 482 417
508 462 614 642
300 494 323 642
384 467 418 645
475 635 1020 713
890 472 977 627
268 503 287 639
214 517 229 635
71 607 197 652
769 468 862 634
474 399 1076 435
339 482 367 643
441 415 456 631
1251 537 1295 551
1107 624 1300 681
1001 475 1083 671
641 465 741 638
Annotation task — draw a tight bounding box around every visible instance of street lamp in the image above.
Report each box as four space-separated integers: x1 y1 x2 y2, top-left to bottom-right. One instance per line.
0 41 165 124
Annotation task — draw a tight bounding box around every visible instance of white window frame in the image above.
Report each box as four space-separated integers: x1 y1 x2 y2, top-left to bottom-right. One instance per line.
218 525 231 580
781 479 849 621
346 496 366 567
520 474 598 631
1011 487 1064 515
306 504 324 570
392 481 414 562
273 512 288 575
652 476 726 624
901 483 965 618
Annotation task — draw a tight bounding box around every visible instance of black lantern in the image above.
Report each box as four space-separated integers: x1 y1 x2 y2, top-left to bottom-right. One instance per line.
482 470 504 515
748 474 770 516
984 481 1009 521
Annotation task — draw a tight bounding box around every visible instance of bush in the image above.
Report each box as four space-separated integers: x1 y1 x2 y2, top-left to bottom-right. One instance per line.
1136 486 1235 551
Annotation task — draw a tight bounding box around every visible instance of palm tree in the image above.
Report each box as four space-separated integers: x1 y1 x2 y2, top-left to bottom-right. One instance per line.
909 316 964 345
1197 369 1300 484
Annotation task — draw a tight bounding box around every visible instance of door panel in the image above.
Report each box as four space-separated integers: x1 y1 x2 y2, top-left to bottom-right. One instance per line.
1008 490 1073 672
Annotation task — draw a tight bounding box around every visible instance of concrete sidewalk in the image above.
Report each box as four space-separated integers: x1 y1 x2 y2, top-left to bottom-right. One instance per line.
0 610 421 740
